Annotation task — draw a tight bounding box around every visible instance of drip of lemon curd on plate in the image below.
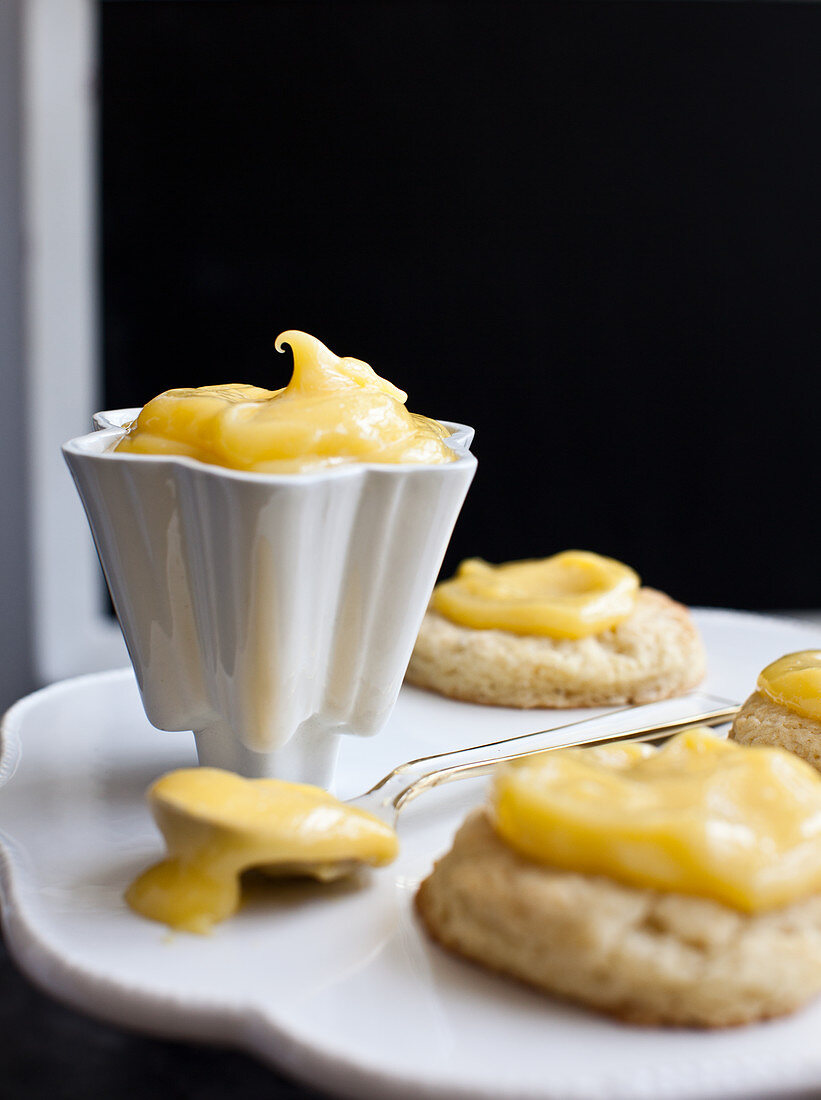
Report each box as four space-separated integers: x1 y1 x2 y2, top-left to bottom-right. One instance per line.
126 769 398 934
431 550 640 638
757 651 821 723
114 330 455 472
491 727 821 913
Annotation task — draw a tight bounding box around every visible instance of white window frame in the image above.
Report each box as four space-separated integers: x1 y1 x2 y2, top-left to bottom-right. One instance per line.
23 0 127 681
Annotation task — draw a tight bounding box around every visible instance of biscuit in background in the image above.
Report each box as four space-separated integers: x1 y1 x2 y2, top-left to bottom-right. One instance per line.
407 586 705 708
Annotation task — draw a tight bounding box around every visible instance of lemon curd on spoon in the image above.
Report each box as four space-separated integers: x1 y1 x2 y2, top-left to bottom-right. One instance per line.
115 330 455 472
127 769 398 934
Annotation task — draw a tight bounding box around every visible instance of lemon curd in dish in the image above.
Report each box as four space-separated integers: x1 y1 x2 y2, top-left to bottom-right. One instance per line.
491 727 821 913
431 551 640 639
126 768 398 933
115 330 455 472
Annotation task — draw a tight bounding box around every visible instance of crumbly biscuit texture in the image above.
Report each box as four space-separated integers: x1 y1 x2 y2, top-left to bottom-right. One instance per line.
406 587 705 708
730 691 821 771
415 811 821 1027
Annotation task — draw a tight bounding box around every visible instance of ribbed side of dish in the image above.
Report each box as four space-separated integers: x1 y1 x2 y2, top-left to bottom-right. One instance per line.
63 427 475 769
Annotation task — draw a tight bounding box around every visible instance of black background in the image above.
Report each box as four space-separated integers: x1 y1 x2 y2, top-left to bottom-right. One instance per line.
101 1 821 608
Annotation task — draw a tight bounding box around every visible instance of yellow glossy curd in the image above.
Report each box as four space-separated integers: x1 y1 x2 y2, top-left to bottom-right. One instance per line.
758 651 821 723
491 728 821 913
115 330 455 472
431 551 639 639
126 768 398 934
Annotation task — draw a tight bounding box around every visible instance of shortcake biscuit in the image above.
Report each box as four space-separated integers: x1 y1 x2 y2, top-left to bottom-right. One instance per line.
730 691 821 771
416 812 821 1028
406 587 705 707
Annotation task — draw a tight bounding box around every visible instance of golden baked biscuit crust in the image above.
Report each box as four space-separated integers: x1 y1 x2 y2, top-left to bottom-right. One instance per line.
415 812 821 1028
730 691 821 771
406 588 705 708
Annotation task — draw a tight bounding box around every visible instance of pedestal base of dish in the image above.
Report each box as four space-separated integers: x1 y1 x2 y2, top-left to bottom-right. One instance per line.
194 722 342 787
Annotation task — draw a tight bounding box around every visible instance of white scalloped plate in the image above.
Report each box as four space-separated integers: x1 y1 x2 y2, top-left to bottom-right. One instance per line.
3 610 821 1100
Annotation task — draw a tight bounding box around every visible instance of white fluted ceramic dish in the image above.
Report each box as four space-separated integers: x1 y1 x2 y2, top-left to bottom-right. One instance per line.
63 411 476 786
4 610 821 1100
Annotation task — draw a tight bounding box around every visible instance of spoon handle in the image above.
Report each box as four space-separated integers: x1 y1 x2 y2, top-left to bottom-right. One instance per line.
350 692 739 822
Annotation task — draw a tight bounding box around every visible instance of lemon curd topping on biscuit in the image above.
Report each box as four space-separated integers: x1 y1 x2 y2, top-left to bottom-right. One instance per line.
430 551 639 639
757 651 821 723
115 330 455 472
126 768 398 933
491 728 821 913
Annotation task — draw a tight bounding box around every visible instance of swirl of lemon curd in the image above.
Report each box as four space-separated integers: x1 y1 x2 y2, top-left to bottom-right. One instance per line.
431 551 640 639
492 728 821 913
114 331 455 472
757 651 821 723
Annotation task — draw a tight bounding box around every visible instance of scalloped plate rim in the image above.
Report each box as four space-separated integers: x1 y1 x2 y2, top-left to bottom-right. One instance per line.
3 609 821 1100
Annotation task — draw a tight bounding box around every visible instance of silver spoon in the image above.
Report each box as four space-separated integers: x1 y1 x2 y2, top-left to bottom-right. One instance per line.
349 691 739 824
